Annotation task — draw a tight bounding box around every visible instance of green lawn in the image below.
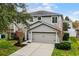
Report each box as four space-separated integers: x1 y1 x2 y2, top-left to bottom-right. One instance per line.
52 37 79 56
0 39 21 56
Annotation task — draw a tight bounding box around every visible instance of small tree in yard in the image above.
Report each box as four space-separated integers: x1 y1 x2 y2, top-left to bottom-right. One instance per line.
65 16 70 21
63 16 70 31
63 22 69 31
0 3 32 46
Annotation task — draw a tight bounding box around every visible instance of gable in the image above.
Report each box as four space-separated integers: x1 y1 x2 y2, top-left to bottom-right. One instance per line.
29 21 61 31
29 24 58 32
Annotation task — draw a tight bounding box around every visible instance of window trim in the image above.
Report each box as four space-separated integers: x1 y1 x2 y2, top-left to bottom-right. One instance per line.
30 17 33 22
52 16 57 23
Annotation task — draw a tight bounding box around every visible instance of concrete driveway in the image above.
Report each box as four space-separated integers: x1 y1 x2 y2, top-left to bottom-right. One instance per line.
10 42 54 56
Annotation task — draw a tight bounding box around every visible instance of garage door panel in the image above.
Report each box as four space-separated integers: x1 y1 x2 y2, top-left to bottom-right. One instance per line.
32 32 56 44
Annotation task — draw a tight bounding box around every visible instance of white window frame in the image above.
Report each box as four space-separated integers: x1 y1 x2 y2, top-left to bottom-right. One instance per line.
52 16 58 23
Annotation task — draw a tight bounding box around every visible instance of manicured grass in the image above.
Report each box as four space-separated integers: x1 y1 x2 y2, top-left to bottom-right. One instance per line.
0 39 21 56
52 37 79 56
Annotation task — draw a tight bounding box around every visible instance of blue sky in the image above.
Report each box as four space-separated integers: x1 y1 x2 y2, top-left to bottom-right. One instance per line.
27 3 79 21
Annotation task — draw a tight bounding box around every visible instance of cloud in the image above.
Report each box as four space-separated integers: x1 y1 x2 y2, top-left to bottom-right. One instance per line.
42 3 49 6
73 11 79 15
69 16 79 21
62 11 79 21
27 6 53 12
27 3 58 12
17 7 23 12
69 11 79 21
42 3 58 9
64 14 79 21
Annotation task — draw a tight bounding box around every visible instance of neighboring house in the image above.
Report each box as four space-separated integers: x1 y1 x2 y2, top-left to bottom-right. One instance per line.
27 10 64 44
64 19 77 37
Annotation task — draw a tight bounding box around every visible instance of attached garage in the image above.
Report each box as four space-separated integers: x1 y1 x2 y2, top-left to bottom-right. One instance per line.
28 21 61 44
32 32 56 44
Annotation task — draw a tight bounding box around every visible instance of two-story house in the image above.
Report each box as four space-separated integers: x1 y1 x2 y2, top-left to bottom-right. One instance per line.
27 10 64 44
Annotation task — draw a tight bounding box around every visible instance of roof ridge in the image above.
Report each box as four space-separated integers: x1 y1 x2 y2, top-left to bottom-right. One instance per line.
30 10 62 16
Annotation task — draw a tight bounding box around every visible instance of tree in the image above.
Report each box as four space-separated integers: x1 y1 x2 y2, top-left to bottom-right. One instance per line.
63 16 70 31
0 3 31 32
63 22 69 31
72 20 79 29
0 3 32 46
65 16 70 21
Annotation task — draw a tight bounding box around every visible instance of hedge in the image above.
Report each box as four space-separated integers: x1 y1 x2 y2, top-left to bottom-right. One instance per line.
55 41 71 50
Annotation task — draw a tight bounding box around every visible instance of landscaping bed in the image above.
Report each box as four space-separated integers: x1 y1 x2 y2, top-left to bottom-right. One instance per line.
0 39 21 56
52 37 79 56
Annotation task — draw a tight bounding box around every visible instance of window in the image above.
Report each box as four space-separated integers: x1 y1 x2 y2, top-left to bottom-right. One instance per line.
38 17 41 20
30 17 33 22
42 16 51 17
52 17 57 23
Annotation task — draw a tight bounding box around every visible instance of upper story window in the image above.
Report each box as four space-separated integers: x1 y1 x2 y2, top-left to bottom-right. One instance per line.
52 17 57 23
42 16 51 17
29 17 33 22
38 17 41 20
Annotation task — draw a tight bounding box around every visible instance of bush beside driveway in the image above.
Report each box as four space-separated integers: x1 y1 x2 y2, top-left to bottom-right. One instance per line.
52 37 79 56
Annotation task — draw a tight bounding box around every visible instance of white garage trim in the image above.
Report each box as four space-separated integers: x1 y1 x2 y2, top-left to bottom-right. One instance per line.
28 31 59 43
29 31 58 43
31 31 32 42
56 32 57 43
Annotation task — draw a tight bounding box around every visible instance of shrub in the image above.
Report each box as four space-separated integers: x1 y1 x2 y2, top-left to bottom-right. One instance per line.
1 34 5 38
55 41 71 50
0 40 13 49
0 33 7 40
69 37 77 43
63 32 69 41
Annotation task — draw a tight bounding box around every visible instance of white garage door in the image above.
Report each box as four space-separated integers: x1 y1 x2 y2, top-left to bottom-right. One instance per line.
32 32 56 44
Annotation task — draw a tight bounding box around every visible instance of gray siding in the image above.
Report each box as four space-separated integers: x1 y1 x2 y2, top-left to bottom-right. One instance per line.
30 25 57 32
28 16 63 31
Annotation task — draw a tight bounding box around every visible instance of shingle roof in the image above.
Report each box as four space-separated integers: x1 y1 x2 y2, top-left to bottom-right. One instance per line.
30 10 62 16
